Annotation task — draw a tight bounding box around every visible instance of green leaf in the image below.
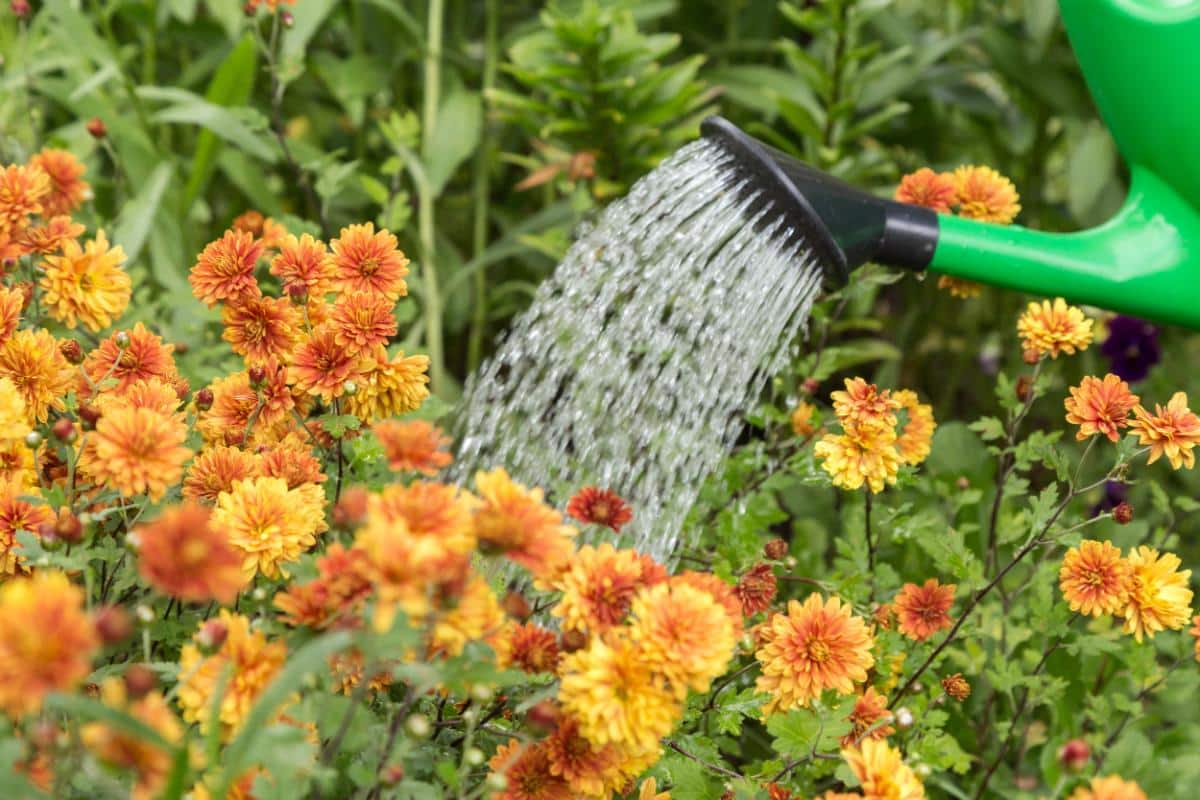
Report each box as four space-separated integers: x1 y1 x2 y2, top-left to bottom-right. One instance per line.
767 709 822 757
969 417 1005 443
143 87 278 162
424 89 483 195
114 162 174 266
44 693 175 751
1067 122 1117 220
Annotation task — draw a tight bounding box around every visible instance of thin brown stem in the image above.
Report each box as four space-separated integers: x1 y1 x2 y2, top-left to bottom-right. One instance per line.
665 740 742 781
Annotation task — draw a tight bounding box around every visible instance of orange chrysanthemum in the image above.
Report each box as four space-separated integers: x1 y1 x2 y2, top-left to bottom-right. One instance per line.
182 446 262 504
488 740 571 800
1017 298 1094 359
0 480 52 575
18 215 84 255
543 716 622 798
95 377 180 417
1122 546 1193 642
0 442 36 492
1065 374 1139 443
1059 540 1133 617
502 623 561 674
133 503 247 603
356 480 477 586
893 389 936 466
252 358 303 430
274 543 374 629
953 165 1020 224
222 295 303 365
0 376 29 442
842 686 894 747
0 164 50 232
895 168 956 213
331 290 398 354
328 649 393 697
85 404 191 500
40 230 131 331
28 148 90 217
936 276 983 299
675 569 745 639
814 428 901 494
1068 776 1147 800
474 468 576 581
629 578 738 696
755 594 875 714
1129 391 1200 470
373 419 453 475
258 442 325 488
270 233 336 298
893 579 955 642
566 486 633 532
80 681 183 800
429 575 506 658
330 223 409 299
942 673 971 701
177 610 288 739
842 738 926 800
0 329 73 422
81 322 179 398
342 346 430 422
735 562 778 616
0 286 22 343
0 571 99 718
552 543 667 635
214 476 322 579
189 229 265 308
1193 616 1200 664
288 323 364 401
832 378 900 432
791 402 816 437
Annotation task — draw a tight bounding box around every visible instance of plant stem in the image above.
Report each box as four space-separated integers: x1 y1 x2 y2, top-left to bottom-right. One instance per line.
420 0 447 394
466 0 499 373
864 491 875 591
666 740 742 780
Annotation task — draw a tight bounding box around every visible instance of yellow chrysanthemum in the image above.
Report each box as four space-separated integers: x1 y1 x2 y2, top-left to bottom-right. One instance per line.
1068 775 1147 800
936 276 982 298
0 328 74 422
1059 540 1133 617
552 543 667 636
40 230 131 332
473 467 576 582
342 347 430 422
1016 298 1094 359
842 738 926 800
214 476 322 579
1122 546 1193 641
893 389 935 466
558 631 680 752
84 403 191 501
952 165 1020 224
430 575 506 658
814 428 901 494
0 377 29 441
628 578 737 697
357 481 478 586
177 610 288 740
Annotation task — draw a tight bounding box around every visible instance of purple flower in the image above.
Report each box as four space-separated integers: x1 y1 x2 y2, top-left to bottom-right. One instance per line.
1100 316 1160 383
1091 481 1127 518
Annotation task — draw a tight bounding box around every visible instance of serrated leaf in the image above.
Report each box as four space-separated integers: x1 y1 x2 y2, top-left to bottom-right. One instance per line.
767 709 823 757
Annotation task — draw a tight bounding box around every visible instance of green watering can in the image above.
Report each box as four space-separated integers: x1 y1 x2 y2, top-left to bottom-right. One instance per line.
701 0 1200 328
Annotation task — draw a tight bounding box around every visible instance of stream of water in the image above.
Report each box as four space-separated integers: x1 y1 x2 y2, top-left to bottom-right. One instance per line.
452 138 825 563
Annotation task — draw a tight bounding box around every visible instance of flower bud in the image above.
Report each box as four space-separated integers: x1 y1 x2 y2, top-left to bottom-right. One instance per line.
941 673 970 701
525 700 559 732
123 664 157 699
40 530 63 551
86 117 107 139
31 720 59 750
197 619 228 653
281 10 294 27
24 431 41 449
1015 374 1032 402
248 365 267 389
763 538 788 560
1022 348 1041 365
380 764 405 786
502 590 531 620
1113 501 1133 525
78 403 101 430
559 629 588 653
485 774 508 791
114 331 130 349
465 747 485 766
194 388 214 412
51 417 75 443
54 509 83 544
94 605 133 645
173 341 189 355
956 476 970 490
895 707 914 729
1058 738 1090 772
801 377 820 396
58 339 83 365
405 713 432 739
342 380 358 396
286 282 309 305
242 1 257 15
783 555 798 570
135 604 154 624
10 0 30 19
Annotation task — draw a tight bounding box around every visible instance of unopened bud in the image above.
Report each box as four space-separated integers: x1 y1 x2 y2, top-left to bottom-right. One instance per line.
173 341 189 355
502 590 531 620
78 403 101 430
135 604 154 624
58 339 83 365
40 530 63 551
86 117 107 139
1058 738 1090 772
956 476 970 490
559 629 587 653
54 509 83 543
1022 348 1041 365
380 764 405 786
286 282 308 305
342 380 358 396
243 1 256 15
114 331 130 349
1113 502 1133 525
784 555 798 570
895 707 914 729
526 700 559 732
470 683 494 702
915 763 932 778
486 773 508 791
24 431 41 449
405 713 432 739
281 10 294 26
10 0 30 19
1015 374 1032 402
248 365 267 389
763 538 788 560
51 417 75 442
197 619 228 652
94 605 133 645
465 747 485 766
123 664 157 699
194 388 214 412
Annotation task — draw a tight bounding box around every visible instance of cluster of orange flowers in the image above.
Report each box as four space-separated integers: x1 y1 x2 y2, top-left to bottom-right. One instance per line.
812 378 936 493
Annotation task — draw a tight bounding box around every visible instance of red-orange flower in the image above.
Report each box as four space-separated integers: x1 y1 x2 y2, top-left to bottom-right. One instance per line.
0 164 50 232
551 543 667 634
222 295 303 365
182 446 262 505
1129 391 1200 470
81 323 179 398
543 716 622 798
735 562 778 616
17 215 84 255
331 290 398 354
953 165 1020 223
842 686 894 746
893 579 955 642
832 377 900 432
566 486 633 532
330 223 409 299
0 287 22 343
288 323 364 401
1065 374 1139 443
28 149 90 217
275 543 374 629
895 168 956 213
189 229 264 308
488 740 571 800
0 480 52 576
504 623 561 674
270 233 336 298
473 468 576 581
373 419 453 475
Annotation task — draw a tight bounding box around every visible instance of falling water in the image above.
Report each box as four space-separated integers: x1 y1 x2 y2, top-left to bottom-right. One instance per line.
453 139 826 563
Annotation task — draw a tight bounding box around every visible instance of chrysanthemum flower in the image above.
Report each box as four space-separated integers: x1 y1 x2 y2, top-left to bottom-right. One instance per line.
501 623 561 674
328 649 392 697
893 579 955 642
675 569 745 639
288 323 365 402
85 404 191 500
953 165 1020 224
1017 298 1094 359
488 740 572 800
0 164 50 232
373 419 453 475
544 716 622 798
1065 375 1139 443
182 445 262 504
755 594 875 714
814 428 901 494
0 480 51 575
177 610 287 739
474 468 576 581
270 233 336 298
274 543 374 629
330 223 409 299
895 168 956 213
1192 616 1200 663
252 358 303 431
791 402 816 437
342 346 430 422
1068 776 1147 800
941 673 970 701
81 323 180 399
0 377 29 442
629 578 738 696
358 481 478 585
331 290 398 355
842 738 926 800
832 378 900 432
222 295 303 365
0 328 73 422
134 503 247 603
189 229 264 308
0 442 36 491
258 442 325 488
96 377 181 417
566 486 633 532
80 680 183 800
214 476 322 579
1122 546 1193 641
0 571 98 718
1129 392 1200 469
893 389 936 466
842 686 894 747
39 230 131 332
936 276 983 298
558 631 680 751
552 543 667 634
1059 540 1133 617
0 286 22 343
28 148 90 217
18 215 84 255
735 562 777 616
430 575 506 658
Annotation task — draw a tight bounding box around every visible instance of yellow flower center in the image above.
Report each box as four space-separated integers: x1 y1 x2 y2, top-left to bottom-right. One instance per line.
805 637 831 663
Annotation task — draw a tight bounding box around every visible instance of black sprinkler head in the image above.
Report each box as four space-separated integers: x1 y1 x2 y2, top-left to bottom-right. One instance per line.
700 116 939 287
